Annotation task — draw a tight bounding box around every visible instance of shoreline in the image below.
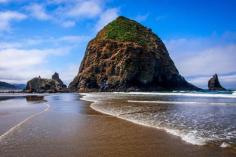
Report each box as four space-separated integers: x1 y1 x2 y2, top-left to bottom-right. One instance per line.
0 93 235 157
89 103 208 146
81 93 236 156
82 95 207 146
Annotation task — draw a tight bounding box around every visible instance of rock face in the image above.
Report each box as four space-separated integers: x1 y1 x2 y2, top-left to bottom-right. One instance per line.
208 74 225 90
52 72 67 88
69 16 198 92
25 73 67 93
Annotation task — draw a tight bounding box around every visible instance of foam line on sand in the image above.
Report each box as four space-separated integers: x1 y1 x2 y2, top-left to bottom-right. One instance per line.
127 100 236 105
0 103 50 142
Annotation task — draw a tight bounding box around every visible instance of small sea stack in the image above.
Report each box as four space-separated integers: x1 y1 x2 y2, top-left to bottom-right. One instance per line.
208 74 226 90
25 72 68 93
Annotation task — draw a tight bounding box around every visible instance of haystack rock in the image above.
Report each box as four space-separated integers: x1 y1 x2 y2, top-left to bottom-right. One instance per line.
208 74 226 90
25 73 67 93
69 16 199 92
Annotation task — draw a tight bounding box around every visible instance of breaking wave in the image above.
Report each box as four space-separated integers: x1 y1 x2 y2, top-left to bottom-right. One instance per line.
114 91 236 98
81 92 236 148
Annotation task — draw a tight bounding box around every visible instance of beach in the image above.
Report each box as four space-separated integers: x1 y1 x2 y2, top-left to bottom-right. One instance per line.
0 93 235 157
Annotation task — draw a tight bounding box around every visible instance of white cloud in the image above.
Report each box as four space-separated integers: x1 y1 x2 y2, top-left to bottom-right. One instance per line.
0 11 26 31
165 35 236 89
166 40 236 77
0 41 22 49
0 49 47 69
26 3 51 20
0 47 69 83
95 8 119 31
67 0 102 18
61 20 76 28
0 48 68 69
53 64 79 85
0 63 79 85
0 0 28 3
0 0 10 3
21 0 116 29
0 35 89 49
0 34 89 84
179 45 236 76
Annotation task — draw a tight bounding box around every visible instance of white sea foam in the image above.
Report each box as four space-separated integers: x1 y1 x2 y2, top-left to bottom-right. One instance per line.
220 142 231 148
183 136 208 146
0 102 50 142
89 102 207 146
0 93 47 97
128 100 200 104
166 129 207 146
81 92 236 147
114 92 236 98
80 93 100 103
81 93 208 146
127 100 235 106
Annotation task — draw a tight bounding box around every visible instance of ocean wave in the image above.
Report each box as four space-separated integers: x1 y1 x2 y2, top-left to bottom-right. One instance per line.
81 93 208 146
114 92 236 98
127 100 236 106
166 129 207 146
81 93 236 148
89 102 207 146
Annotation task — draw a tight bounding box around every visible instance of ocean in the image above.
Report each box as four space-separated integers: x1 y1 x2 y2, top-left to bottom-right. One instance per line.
81 91 236 148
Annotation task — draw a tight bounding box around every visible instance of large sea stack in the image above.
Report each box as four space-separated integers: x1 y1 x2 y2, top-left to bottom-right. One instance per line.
69 16 198 92
208 74 226 90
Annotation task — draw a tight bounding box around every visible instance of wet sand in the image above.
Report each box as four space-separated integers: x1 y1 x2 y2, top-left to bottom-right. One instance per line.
0 94 235 157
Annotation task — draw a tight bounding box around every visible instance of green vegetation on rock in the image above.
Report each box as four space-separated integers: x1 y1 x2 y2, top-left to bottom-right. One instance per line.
96 16 158 46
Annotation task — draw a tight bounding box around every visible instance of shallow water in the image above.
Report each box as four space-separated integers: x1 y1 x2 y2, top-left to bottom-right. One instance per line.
81 91 236 148
0 93 235 157
0 96 47 137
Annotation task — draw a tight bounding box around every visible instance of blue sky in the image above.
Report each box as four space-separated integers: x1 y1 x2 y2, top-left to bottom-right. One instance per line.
0 0 236 89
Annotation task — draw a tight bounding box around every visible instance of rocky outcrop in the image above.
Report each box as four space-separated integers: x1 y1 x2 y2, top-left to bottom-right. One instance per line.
69 16 199 92
25 73 67 93
208 74 226 90
52 72 67 88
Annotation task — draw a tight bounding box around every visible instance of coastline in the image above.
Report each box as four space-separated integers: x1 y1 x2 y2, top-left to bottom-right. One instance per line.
0 93 235 157
81 93 236 156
